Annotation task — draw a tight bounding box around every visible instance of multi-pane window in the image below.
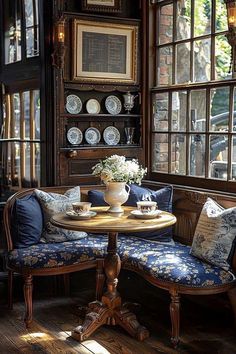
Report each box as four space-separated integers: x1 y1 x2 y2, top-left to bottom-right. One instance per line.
4 0 39 64
1 90 41 188
151 0 236 189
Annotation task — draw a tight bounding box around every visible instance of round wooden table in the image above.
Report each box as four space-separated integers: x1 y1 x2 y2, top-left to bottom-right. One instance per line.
51 206 176 342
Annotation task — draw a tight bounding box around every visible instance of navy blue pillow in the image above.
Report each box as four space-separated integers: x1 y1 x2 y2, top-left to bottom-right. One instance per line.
88 189 108 206
11 194 43 248
88 185 173 242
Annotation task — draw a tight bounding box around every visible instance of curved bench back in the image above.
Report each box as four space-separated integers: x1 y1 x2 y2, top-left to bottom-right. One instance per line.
3 185 105 252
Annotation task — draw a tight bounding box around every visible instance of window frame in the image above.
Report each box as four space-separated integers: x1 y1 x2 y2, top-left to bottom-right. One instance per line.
149 0 236 193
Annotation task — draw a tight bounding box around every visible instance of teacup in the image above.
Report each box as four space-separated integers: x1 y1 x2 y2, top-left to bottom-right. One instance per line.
72 202 91 215
136 201 157 214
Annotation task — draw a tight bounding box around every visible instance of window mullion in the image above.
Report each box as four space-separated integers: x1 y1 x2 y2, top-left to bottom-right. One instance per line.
186 90 190 176
30 90 36 183
227 86 234 180
20 92 26 182
205 88 210 178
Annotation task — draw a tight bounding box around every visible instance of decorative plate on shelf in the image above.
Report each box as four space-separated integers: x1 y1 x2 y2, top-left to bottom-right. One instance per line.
67 127 83 145
85 127 101 145
86 99 100 114
103 126 120 145
105 95 122 115
66 94 82 114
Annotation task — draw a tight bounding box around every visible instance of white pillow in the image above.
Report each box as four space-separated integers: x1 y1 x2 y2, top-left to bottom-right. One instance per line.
35 187 87 242
190 198 236 270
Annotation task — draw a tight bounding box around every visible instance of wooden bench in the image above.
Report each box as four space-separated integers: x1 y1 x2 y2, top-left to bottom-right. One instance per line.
3 184 236 347
3 185 106 327
118 183 236 346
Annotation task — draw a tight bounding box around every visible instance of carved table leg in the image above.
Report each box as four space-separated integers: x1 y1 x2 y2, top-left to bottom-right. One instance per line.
72 232 149 342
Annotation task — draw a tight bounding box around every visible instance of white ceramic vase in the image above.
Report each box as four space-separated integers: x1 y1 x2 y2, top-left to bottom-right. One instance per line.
104 181 130 213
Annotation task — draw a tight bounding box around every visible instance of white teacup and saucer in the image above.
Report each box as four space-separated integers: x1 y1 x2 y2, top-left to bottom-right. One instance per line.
131 201 161 219
66 202 97 220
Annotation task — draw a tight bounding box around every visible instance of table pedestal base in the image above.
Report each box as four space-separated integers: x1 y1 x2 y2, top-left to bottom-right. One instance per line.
71 296 149 342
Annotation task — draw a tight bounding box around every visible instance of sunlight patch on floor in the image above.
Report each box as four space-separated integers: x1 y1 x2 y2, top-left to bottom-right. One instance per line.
83 339 111 354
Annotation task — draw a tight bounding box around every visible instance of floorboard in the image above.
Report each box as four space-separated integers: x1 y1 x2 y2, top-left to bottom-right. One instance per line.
0 271 235 354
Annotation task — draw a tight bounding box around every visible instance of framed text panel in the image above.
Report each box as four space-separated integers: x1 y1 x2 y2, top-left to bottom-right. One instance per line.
73 20 138 84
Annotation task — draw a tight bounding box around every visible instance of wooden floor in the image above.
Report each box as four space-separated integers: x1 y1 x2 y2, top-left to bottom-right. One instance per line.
0 270 235 354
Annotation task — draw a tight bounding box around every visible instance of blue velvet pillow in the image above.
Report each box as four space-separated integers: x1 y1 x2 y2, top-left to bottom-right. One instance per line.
88 185 173 242
88 189 108 206
11 194 43 248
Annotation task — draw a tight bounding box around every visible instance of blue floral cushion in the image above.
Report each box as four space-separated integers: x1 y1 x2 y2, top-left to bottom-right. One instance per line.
8 235 108 269
117 236 235 287
190 198 236 271
35 187 88 242
11 194 43 248
88 185 173 242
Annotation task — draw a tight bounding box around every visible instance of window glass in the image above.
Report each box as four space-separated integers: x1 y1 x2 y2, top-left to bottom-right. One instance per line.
4 0 22 64
176 0 191 40
171 134 186 175
158 46 173 86
152 134 169 173
13 93 21 139
153 93 169 131
210 87 230 132
189 134 206 177
215 35 231 81
176 42 190 84
194 0 211 37
159 4 173 45
194 39 211 82
171 91 187 131
1 89 41 189
215 0 228 32
24 0 39 57
210 134 228 180
190 90 206 131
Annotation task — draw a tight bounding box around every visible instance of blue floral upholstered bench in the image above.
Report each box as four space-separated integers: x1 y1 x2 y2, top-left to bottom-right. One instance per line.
117 236 236 347
3 184 236 348
88 183 236 347
3 186 108 328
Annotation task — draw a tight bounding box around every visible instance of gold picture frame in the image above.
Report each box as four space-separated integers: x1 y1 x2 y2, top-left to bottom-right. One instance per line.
73 19 138 84
82 0 122 13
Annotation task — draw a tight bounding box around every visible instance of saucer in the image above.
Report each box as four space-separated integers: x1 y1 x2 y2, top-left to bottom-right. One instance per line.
66 211 97 220
130 210 162 219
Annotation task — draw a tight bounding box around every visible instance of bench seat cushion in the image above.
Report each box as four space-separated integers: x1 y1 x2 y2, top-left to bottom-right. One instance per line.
118 237 236 287
8 235 108 269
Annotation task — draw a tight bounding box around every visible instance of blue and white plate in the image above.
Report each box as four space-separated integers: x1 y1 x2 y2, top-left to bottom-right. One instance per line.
66 95 82 114
103 126 120 145
67 127 83 145
85 127 101 145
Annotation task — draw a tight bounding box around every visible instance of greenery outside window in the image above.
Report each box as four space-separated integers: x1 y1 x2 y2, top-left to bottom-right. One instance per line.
151 0 236 192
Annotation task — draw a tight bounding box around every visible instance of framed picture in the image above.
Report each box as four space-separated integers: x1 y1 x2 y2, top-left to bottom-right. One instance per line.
82 0 122 13
73 19 138 84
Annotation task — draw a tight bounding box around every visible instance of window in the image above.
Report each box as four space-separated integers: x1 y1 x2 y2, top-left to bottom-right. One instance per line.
4 0 39 64
151 0 236 191
0 0 41 199
1 89 41 188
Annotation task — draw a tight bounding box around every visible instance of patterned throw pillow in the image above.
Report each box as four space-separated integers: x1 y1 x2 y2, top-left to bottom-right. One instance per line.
35 187 87 242
190 198 236 270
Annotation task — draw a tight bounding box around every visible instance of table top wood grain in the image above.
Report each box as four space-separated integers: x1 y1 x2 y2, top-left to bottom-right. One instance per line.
51 206 176 234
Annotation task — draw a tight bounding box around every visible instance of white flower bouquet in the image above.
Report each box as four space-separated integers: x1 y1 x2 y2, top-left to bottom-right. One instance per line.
92 155 147 185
